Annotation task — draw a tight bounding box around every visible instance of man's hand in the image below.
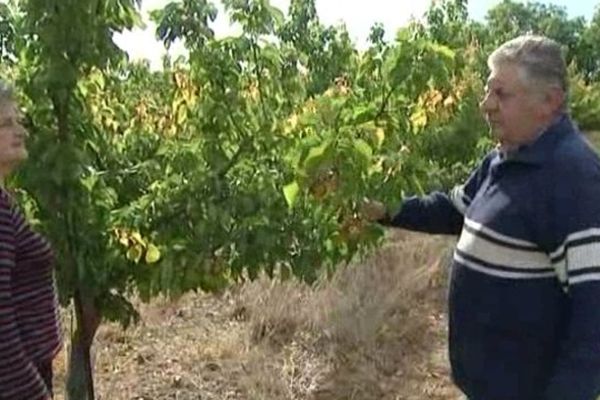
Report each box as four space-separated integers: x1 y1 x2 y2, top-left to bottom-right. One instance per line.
360 198 389 223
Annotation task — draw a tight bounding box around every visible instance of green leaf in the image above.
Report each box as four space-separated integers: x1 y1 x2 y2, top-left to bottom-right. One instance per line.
352 105 378 124
410 174 425 196
354 139 373 161
283 181 300 208
304 141 330 171
89 71 105 90
428 43 455 60
80 173 98 192
266 4 285 26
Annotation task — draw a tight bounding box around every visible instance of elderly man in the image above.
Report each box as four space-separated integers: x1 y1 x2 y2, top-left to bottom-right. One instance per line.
365 35 600 399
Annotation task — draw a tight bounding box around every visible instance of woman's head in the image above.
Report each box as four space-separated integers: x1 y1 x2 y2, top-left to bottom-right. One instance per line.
0 81 28 180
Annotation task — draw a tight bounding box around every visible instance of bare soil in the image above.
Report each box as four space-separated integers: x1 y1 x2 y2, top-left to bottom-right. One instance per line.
52 231 463 400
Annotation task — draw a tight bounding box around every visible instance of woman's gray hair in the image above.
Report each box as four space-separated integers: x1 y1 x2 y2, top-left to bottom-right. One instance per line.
0 80 14 104
488 35 568 96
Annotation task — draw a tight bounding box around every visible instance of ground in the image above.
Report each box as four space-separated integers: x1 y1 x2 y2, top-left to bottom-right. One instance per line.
52 231 463 400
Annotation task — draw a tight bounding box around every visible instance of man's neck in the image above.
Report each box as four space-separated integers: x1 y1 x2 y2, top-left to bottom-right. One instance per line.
500 113 564 153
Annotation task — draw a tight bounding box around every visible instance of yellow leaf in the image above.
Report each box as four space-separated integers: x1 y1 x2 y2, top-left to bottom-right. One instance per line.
127 245 143 263
410 109 428 131
130 231 144 245
176 104 187 126
374 127 385 146
145 244 161 264
249 84 259 101
368 159 384 175
429 90 443 107
284 113 299 134
443 95 455 108
118 235 129 247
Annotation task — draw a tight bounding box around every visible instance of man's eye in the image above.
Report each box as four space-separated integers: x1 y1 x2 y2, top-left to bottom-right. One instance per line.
495 89 511 99
484 87 506 99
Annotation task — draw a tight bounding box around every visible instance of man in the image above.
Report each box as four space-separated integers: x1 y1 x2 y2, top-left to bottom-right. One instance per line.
364 35 600 400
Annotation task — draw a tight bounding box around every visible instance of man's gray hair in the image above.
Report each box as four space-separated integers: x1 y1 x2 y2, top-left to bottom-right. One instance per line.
488 35 568 94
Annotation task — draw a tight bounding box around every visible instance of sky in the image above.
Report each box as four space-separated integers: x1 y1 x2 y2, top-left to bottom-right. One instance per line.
113 0 599 69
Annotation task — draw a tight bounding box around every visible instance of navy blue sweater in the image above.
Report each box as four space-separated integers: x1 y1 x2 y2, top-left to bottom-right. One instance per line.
386 115 600 400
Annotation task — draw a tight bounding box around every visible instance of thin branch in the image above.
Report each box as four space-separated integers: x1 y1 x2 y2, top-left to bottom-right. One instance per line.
374 86 396 122
251 39 269 123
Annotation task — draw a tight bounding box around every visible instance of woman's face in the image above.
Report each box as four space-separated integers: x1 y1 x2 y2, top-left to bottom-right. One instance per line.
0 101 28 174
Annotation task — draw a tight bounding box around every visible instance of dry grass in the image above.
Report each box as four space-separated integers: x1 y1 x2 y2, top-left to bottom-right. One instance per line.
235 230 457 400
586 131 600 151
52 230 462 400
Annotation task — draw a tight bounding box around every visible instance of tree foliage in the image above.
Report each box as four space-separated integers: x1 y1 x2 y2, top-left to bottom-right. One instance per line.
1 0 600 397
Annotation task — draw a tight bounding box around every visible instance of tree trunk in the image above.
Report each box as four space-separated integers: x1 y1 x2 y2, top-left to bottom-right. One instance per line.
66 289 100 400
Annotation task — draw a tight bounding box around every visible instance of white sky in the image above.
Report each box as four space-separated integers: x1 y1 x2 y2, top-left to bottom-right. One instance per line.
114 0 432 69
114 0 598 69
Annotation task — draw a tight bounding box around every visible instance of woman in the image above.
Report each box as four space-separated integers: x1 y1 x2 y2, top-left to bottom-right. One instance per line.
0 81 61 399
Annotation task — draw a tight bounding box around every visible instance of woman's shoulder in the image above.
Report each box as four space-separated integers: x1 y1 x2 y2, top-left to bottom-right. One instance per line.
0 187 12 209
0 188 18 223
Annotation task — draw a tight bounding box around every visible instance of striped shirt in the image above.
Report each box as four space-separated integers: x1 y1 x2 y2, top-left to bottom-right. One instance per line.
386 114 600 400
0 188 61 400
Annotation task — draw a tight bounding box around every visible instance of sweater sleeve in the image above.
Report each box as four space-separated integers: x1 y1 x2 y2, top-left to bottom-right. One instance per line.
382 151 494 235
541 157 600 400
0 194 50 400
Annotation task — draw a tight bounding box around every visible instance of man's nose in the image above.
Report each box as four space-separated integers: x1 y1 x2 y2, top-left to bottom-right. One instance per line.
480 93 496 113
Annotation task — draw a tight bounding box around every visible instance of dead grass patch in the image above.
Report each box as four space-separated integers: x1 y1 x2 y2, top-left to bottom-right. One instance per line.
52 230 461 400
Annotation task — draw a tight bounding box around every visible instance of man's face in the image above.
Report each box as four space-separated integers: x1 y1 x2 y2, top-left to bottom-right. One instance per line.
0 101 28 171
480 63 549 149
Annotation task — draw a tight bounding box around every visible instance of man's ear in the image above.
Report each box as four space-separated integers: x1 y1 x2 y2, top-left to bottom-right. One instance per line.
544 86 565 115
